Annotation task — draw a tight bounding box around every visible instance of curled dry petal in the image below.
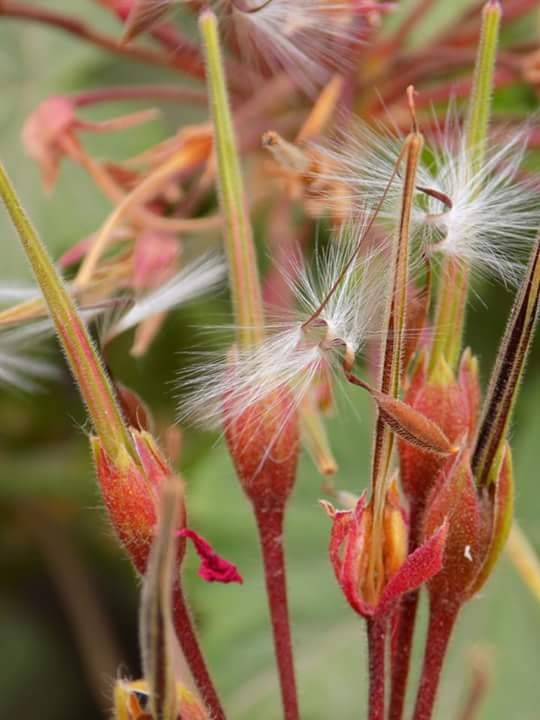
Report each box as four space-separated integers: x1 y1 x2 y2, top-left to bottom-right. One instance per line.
324 493 447 619
179 529 243 584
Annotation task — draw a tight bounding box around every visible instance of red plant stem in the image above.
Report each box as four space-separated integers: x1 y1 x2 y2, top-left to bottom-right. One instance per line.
388 502 422 720
412 601 459 720
366 616 387 720
74 85 208 108
172 581 227 720
389 590 419 720
0 1 204 79
254 505 299 720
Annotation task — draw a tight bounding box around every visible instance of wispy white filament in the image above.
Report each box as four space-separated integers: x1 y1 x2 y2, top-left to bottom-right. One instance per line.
217 0 362 95
0 322 58 392
412 127 539 286
178 221 385 428
106 253 226 341
312 116 539 285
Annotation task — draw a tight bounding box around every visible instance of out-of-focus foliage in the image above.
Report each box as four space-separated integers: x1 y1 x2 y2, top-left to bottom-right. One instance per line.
0 2 539 719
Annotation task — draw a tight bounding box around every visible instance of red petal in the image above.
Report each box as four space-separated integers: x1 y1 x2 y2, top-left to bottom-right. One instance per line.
378 522 448 616
326 493 372 617
179 529 243 584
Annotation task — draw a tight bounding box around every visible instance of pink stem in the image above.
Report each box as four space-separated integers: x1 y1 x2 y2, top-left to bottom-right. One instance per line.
172 582 227 720
254 505 299 720
366 616 387 720
412 601 459 720
0 1 204 78
74 85 207 108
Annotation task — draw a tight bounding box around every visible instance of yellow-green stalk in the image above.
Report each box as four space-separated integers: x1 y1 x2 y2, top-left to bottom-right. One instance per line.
199 10 265 348
430 0 501 372
0 162 136 470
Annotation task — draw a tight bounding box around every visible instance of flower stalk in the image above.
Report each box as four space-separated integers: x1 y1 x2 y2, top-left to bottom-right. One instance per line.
200 11 299 720
199 9 264 348
430 0 502 371
0 161 135 470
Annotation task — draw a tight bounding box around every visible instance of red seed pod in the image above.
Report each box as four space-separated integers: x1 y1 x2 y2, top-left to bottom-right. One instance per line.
399 351 480 525
223 386 300 511
91 429 186 574
423 450 486 606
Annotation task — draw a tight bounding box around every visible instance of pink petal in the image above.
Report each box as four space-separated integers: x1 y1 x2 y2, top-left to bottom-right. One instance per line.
378 521 448 617
179 529 243 584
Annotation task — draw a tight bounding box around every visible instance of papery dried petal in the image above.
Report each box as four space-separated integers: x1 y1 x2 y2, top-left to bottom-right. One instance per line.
377 522 447 616
179 529 243 584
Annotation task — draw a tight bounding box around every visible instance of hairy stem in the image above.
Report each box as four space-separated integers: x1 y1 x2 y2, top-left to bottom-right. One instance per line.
412 601 459 720
199 10 265 348
367 616 387 720
389 591 419 720
388 502 423 720
254 506 299 720
0 161 135 469
172 582 227 720
473 240 540 485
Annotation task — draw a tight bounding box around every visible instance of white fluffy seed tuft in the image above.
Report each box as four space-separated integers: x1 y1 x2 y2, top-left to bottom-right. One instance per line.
177 220 385 429
216 0 366 96
413 126 540 286
311 116 540 285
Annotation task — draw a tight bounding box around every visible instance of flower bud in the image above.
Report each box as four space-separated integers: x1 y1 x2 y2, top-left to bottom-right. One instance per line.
91 429 186 574
223 386 299 510
399 351 480 522
423 450 485 606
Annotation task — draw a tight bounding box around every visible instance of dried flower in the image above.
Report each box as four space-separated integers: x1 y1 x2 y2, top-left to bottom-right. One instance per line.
323 491 447 619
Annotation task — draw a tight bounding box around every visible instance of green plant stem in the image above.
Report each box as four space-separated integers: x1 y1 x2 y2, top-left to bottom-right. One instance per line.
199 10 264 348
430 0 501 372
0 161 135 469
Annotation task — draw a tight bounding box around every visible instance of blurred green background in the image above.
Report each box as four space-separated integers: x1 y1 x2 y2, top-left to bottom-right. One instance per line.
1 2 539 719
